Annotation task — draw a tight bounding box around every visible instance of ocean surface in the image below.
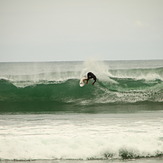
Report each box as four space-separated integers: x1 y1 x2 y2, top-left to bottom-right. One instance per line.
0 60 163 162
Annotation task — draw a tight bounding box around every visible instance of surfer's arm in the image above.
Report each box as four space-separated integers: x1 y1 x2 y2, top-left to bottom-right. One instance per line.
83 79 88 84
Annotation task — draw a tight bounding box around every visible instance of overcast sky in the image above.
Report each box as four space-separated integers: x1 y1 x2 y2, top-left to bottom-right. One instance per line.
0 0 163 62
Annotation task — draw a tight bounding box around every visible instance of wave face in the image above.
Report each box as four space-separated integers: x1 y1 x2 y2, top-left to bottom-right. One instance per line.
0 60 163 112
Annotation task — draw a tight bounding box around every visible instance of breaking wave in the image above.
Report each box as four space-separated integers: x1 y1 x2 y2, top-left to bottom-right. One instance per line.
0 61 163 112
0 70 162 104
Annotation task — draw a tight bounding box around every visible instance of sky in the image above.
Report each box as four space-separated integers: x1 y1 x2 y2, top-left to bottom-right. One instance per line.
0 0 163 62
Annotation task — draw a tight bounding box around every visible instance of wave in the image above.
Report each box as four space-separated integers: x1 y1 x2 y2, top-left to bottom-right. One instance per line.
0 133 163 160
0 74 162 104
0 62 163 112
109 67 163 81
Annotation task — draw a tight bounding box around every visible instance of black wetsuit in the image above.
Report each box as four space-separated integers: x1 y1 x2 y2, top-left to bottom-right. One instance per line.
87 72 96 84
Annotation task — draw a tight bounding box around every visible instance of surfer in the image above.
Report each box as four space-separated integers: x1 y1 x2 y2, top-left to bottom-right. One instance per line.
84 72 97 85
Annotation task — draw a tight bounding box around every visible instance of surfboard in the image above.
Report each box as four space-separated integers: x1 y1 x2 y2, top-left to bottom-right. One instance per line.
79 77 87 87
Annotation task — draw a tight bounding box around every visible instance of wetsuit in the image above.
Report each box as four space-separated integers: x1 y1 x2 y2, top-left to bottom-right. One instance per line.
87 72 96 85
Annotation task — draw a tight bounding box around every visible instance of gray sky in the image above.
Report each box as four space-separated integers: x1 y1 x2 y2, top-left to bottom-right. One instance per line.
0 0 163 62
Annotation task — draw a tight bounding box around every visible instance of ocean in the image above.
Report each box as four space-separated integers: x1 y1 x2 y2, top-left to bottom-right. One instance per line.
0 60 163 163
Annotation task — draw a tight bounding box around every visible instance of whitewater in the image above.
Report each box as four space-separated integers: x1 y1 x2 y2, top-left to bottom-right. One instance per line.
0 60 163 162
